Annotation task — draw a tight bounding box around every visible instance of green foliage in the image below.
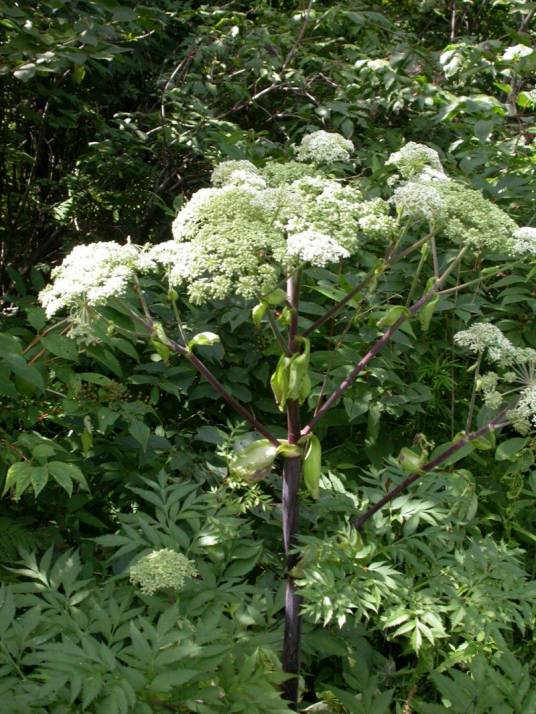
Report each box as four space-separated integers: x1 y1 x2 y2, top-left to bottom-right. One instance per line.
1 1 536 712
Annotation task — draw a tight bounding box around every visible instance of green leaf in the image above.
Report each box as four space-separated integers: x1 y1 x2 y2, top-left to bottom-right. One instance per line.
474 119 494 143
48 462 88 495
495 437 528 462
42 334 78 360
129 419 151 451
14 62 36 81
0 334 22 354
30 466 49 497
3 353 45 392
3 462 34 497
149 669 199 692
25 307 46 331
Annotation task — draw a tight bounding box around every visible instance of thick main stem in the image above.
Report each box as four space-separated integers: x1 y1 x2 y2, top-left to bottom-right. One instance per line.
281 274 302 709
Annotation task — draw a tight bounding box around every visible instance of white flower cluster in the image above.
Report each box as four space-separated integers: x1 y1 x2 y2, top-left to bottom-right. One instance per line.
387 142 522 254
511 227 536 257
355 198 398 242
477 372 503 410
455 322 536 434
454 322 517 365
138 158 396 300
386 142 445 179
393 181 446 226
508 385 536 435
295 130 354 164
286 230 350 266
282 176 365 259
129 548 197 596
39 242 139 318
137 240 198 286
210 160 267 189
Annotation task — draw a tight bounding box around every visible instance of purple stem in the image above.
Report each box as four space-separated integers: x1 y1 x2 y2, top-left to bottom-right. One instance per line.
281 274 302 709
352 410 507 529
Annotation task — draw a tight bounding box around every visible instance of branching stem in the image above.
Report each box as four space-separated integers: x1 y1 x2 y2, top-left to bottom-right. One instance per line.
352 408 507 529
301 246 469 436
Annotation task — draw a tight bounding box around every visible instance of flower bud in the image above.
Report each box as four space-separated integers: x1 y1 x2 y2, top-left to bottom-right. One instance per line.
188 331 220 349
377 305 410 328
303 434 322 499
398 447 426 473
229 439 279 482
251 302 268 328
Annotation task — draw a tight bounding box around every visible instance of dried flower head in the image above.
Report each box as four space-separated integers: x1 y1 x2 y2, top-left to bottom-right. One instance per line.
129 548 197 596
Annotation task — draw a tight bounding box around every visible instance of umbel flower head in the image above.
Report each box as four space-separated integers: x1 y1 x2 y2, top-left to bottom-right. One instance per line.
138 141 396 304
455 321 536 434
511 227 536 257
295 130 354 164
129 548 197 596
388 143 519 253
38 133 524 315
454 322 517 365
386 141 445 179
39 241 140 318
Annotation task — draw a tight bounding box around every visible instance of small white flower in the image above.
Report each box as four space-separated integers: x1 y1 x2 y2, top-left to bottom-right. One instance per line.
38 242 139 318
507 385 536 435
286 230 350 267
211 160 260 187
139 240 200 286
296 130 354 164
393 181 445 226
454 323 516 365
386 142 444 179
510 227 536 257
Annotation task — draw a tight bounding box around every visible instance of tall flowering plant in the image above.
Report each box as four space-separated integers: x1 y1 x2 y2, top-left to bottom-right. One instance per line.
39 132 536 707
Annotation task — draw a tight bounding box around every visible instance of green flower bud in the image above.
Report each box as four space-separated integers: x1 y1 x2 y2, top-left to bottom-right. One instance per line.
188 331 220 349
419 293 439 332
229 439 279 482
377 305 410 328
271 354 292 411
398 446 426 473
251 302 268 328
277 306 292 327
303 434 322 499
